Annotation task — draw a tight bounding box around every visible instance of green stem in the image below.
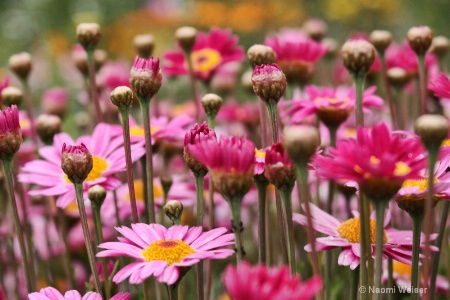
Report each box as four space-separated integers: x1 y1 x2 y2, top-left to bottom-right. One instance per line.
353 75 365 127
388 258 394 300
229 198 244 264
430 201 449 299
410 212 424 300
350 266 359 300
206 115 215 128
139 99 156 223
2 159 33 293
20 79 38 144
379 55 397 129
86 50 103 123
417 54 427 116
74 182 102 294
185 50 200 122
194 175 204 300
92 204 110 299
57 207 76 289
357 191 368 300
119 108 139 223
363 193 374 288
143 280 149 300
168 283 179 300
280 187 296 274
266 99 279 143
256 178 268 264
373 199 387 300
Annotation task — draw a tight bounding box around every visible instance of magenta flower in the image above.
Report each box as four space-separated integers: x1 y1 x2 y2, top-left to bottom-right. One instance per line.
386 42 438 77
223 261 322 300
287 85 384 127
313 123 425 200
97 224 234 285
264 143 295 189
0 105 22 160
254 148 266 176
98 61 130 91
184 122 217 176
41 87 68 116
28 287 130 300
429 72 450 99
252 64 287 103
19 123 145 208
163 27 244 80
293 204 437 268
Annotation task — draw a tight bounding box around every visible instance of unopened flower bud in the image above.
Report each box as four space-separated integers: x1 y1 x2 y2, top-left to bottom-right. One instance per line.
110 86 134 110
1 87 23 107
184 122 217 177
369 30 393 54
282 125 320 166
9 52 32 80
0 105 22 161
303 18 327 41
201 93 223 120
341 40 376 76
414 114 449 149
36 114 61 145
407 26 433 55
160 176 173 197
247 45 277 68
387 67 410 88
431 36 450 58
134 34 155 58
41 88 68 117
88 185 107 207
76 23 102 50
264 143 295 190
164 200 184 224
130 56 162 100
175 26 197 53
72 47 108 76
252 64 287 103
61 143 93 184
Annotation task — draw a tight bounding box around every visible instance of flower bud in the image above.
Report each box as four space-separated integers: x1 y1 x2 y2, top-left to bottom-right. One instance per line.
164 200 184 224
134 34 155 58
110 86 134 110
175 26 197 53
414 114 449 150
387 67 410 88
407 26 433 55
369 30 393 54
0 105 22 161
1 87 23 107
61 143 93 184
430 36 450 58
341 40 376 76
72 47 108 76
9 52 32 80
36 114 61 145
161 176 173 197
201 93 223 120
282 125 320 166
130 56 162 100
184 122 216 177
88 185 107 208
252 64 287 103
264 143 295 190
76 23 102 50
41 88 68 117
303 18 327 41
247 45 277 68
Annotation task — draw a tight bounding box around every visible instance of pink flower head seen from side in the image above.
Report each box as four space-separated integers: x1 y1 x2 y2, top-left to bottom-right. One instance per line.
252 63 287 103
264 143 296 189
28 287 131 300
97 224 234 285
130 56 162 99
223 261 322 300
313 122 426 200
429 72 450 99
184 122 217 177
0 105 22 160
163 27 245 81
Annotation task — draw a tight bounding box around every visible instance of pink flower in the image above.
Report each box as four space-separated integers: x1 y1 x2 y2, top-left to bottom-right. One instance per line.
41 87 68 116
313 123 425 200
0 104 20 131
223 261 322 300
97 224 235 285
386 42 438 77
19 123 145 208
98 61 130 91
163 27 244 80
254 148 266 175
28 287 130 300
293 204 437 268
429 72 450 99
287 85 384 127
252 64 287 102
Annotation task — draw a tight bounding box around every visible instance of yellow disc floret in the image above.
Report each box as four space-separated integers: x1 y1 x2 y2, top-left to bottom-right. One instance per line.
64 155 108 183
141 239 196 265
191 48 222 74
393 261 412 279
337 217 387 244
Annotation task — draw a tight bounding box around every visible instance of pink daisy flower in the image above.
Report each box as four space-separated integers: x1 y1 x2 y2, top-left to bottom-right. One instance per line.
286 85 384 127
313 122 426 200
97 61 130 91
386 42 438 77
97 224 235 285
223 261 322 300
19 123 145 208
163 27 245 80
429 73 450 107
293 204 437 268
28 287 130 300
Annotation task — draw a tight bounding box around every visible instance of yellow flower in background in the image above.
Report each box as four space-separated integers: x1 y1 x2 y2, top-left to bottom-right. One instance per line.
323 0 401 23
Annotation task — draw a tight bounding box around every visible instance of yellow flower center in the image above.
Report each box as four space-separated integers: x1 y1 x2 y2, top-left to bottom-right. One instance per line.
354 160 411 179
441 139 450 148
394 162 411 177
64 201 79 214
401 177 439 193
130 126 160 137
315 96 352 109
255 148 266 159
393 261 412 278
20 119 30 129
141 239 195 265
190 48 222 74
64 155 108 183
126 179 164 203
337 217 387 244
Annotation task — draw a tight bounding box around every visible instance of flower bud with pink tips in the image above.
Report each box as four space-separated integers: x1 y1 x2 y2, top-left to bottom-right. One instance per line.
0 105 22 161
61 143 93 185
252 64 287 103
130 56 162 100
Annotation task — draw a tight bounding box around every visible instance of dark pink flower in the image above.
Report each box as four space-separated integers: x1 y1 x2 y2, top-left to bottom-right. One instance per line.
184 122 217 176
386 42 438 77
0 105 22 160
264 143 295 189
429 72 450 99
223 261 322 300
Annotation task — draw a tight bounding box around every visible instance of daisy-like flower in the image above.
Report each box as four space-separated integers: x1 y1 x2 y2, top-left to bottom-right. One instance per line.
265 29 327 83
429 73 450 107
223 261 322 300
293 204 437 268
286 85 384 128
19 123 145 208
97 224 235 285
163 27 245 81
313 122 425 200
28 287 130 300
